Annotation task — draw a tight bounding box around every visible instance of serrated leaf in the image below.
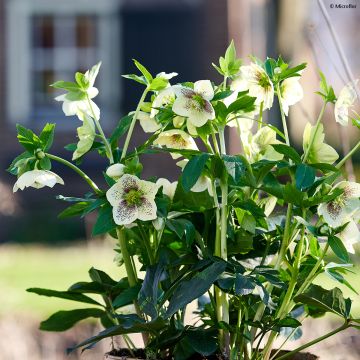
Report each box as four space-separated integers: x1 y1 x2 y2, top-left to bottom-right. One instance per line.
39 123 56 151
92 205 116 236
295 163 316 191
181 153 210 192
328 235 350 263
133 59 153 83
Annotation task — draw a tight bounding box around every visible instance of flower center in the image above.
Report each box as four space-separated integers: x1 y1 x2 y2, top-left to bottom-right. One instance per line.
256 71 271 90
327 196 345 219
192 94 206 108
171 134 186 147
123 189 143 206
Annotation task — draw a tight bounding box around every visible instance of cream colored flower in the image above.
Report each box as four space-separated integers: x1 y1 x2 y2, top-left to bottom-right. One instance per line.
156 178 177 200
106 174 158 225
156 72 178 80
137 111 161 133
279 76 303 116
153 130 198 159
172 80 215 127
318 181 360 228
303 122 338 164
243 127 283 163
151 87 176 118
337 220 360 254
13 170 64 192
106 163 126 180
231 63 274 109
335 80 358 126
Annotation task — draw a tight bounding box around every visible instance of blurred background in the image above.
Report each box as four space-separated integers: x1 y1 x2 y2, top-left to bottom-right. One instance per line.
0 0 359 359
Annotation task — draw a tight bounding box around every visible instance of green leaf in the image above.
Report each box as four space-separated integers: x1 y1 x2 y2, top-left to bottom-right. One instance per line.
271 144 301 164
138 262 166 318
7 151 34 175
69 316 166 352
294 284 351 318
278 63 307 81
186 328 217 356
50 81 80 91
68 281 107 294
26 288 101 306
16 124 41 152
58 202 91 219
110 115 133 146
295 163 316 191
88 268 117 286
227 95 256 114
212 90 233 101
165 260 226 318
133 59 153 83
113 284 142 309
222 155 251 184
166 219 196 246
149 77 168 91
235 274 256 295
122 74 147 85
40 308 105 331
328 235 350 263
39 156 52 170
92 205 116 236
181 153 210 192
39 123 56 151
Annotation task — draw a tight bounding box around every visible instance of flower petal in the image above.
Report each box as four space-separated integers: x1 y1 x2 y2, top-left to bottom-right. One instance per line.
106 174 139 206
194 80 214 101
137 198 157 221
137 111 161 133
113 202 138 225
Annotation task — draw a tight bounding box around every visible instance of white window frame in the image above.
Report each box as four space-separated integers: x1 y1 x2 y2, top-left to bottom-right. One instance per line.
6 0 122 128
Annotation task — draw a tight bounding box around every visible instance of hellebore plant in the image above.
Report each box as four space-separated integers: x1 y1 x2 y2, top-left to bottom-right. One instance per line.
9 41 360 360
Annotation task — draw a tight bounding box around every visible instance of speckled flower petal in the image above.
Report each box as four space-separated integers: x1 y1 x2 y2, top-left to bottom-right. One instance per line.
139 179 159 199
194 80 214 101
113 202 138 225
137 198 157 221
106 174 139 206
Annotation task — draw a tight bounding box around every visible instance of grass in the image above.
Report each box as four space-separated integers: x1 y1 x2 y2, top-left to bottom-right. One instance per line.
0 240 124 317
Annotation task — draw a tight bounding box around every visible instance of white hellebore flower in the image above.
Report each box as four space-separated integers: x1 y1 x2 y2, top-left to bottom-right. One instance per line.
151 87 176 118
318 181 360 228
13 170 64 192
279 76 304 116
232 63 274 109
106 163 126 180
156 178 177 200
156 72 178 80
106 174 158 225
172 80 215 127
153 129 198 159
137 111 161 133
334 80 358 126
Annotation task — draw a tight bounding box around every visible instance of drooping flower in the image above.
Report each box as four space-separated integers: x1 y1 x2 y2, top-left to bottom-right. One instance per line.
106 174 158 225
156 72 178 81
137 111 161 133
172 80 215 127
72 114 96 160
231 63 274 109
279 76 304 116
55 63 101 120
334 80 358 126
153 130 198 159
318 181 360 228
13 170 64 192
337 220 360 254
151 87 176 118
156 178 177 200
302 122 338 164
106 163 126 180
243 127 283 163
176 159 213 196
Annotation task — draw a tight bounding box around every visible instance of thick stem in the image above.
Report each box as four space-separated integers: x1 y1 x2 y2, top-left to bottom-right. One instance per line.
302 102 327 163
86 94 114 164
121 87 149 160
336 139 360 170
275 322 349 360
46 153 101 194
116 227 149 345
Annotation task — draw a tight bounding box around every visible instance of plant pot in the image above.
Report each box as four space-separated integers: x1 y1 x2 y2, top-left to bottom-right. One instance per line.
104 349 145 360
271 350 319 360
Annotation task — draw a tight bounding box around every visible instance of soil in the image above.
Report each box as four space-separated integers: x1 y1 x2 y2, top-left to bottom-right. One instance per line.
106 349 319 360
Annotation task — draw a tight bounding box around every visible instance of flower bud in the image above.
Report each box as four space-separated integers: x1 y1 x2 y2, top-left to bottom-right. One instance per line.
35 149 45 159
321 183 332 196
173 116 186 128
106 163 126 180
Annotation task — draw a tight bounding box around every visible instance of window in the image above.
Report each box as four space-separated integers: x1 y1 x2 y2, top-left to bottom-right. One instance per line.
6 0 121 129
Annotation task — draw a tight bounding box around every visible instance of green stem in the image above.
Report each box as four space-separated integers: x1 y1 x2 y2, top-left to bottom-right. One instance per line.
223 75 228 91
121 87 149 160
275 204 293 270
257 101 264 130
86 94 114 164
219 126 227 154
138 221 155 265
262 224 306 359
46 153 101 194
211 128 221 155
277 83 290 146
275 322 349 360
336 139 360 169
302 102 327 163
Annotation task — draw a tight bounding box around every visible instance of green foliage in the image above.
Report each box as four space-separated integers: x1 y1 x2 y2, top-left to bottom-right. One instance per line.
212 40 242 77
